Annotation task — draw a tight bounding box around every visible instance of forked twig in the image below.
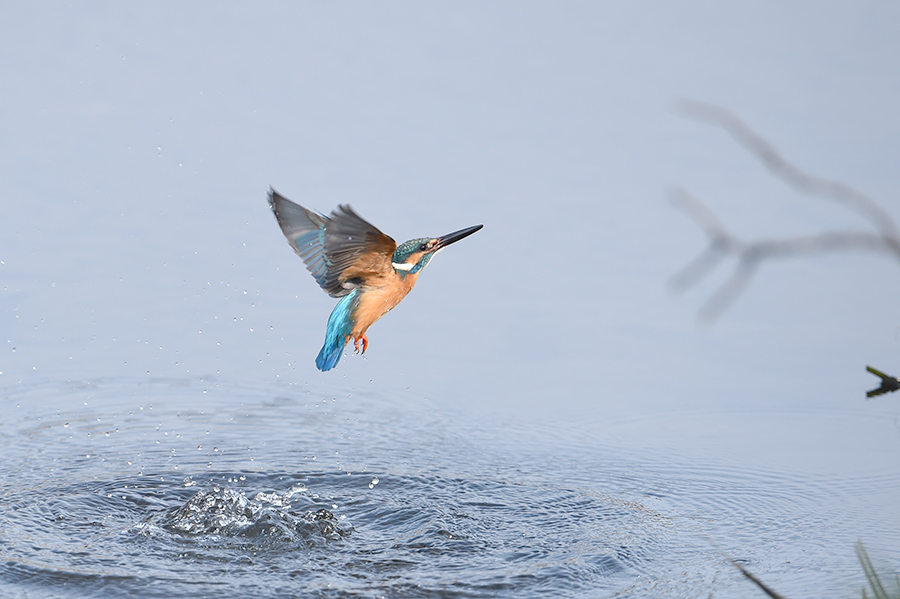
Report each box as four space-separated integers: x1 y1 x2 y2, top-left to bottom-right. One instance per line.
671 101 900 323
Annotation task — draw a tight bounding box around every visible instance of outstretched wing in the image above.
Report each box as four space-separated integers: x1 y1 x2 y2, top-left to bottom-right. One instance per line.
268 189 331 291
322 204 397 292
268 189 396 298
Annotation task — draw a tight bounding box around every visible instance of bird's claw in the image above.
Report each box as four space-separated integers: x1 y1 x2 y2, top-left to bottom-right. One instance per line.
353 334 369 355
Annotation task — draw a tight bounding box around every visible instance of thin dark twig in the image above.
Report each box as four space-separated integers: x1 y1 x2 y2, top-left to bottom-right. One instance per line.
729 558 790 599
703 535 792 598
668 245 729 294
697 254 759 324
668 189 741 293
671 101 900 322
676 99 899 238
669 187 737 244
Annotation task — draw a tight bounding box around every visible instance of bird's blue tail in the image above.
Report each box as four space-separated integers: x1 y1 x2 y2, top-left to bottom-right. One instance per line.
316 291 359 371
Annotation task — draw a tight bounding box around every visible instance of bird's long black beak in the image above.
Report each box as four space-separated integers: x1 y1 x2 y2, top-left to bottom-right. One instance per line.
433 224 483 250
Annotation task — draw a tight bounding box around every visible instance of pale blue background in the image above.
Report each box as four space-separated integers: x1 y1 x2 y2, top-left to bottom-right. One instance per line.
2 2 899 593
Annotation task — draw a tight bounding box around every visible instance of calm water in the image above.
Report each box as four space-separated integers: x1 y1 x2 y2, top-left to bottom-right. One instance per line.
2 377 898 598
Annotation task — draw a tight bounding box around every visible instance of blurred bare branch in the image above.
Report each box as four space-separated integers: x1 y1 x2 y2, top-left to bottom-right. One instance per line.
671 101 900 323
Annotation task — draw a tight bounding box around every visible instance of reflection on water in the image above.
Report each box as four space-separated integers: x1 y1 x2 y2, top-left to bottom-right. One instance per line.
1 378 898 598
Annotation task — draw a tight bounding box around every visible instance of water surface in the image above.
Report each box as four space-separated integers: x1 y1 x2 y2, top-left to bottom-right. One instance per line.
2 378 897 598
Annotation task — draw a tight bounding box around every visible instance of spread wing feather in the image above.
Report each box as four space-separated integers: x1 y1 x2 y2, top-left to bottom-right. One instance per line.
268 189 396 298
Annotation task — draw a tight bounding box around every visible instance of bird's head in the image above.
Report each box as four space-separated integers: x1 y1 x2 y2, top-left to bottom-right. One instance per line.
391 224 483 275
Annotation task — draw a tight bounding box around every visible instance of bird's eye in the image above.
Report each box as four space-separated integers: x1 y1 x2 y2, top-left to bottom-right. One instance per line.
419 243 428 251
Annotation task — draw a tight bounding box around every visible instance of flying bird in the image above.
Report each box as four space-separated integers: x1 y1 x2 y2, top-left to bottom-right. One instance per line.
866 365 900 398
268 189 483 371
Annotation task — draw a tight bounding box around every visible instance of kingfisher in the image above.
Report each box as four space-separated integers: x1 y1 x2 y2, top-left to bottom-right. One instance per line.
267 189 483 371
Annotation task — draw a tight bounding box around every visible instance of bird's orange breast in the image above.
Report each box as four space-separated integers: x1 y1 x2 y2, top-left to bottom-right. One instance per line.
350 271 419 338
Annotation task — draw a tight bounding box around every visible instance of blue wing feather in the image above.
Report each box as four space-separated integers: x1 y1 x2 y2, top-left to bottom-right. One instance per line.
268 189 334 292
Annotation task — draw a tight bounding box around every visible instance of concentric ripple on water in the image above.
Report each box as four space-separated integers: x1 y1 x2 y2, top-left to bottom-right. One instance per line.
0 379 678 598
0 469 669 598
2 378 898 598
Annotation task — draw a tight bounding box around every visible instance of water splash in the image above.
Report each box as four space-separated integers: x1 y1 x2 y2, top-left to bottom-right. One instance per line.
158 481 344 545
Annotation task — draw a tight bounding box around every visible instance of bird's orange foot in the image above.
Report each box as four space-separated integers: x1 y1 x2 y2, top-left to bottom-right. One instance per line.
353 334 369 355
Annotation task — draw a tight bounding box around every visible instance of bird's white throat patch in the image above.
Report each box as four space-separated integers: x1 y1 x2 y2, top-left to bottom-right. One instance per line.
392 262 414 271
